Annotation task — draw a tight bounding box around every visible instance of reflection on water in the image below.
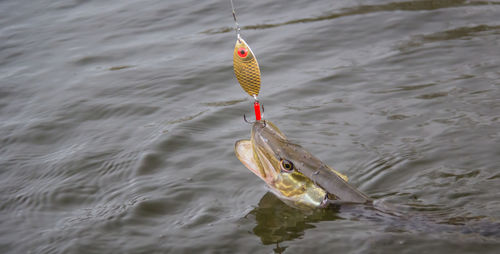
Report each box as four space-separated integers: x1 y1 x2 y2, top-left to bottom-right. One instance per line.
248 192 341 245
249 192 500 248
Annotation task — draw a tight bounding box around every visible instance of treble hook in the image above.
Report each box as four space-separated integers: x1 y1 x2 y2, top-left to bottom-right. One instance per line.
242 114 267 128
242 100 265 124
243 114 253 124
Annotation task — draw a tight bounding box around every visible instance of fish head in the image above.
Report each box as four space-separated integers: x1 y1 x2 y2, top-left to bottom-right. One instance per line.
235 120 330 208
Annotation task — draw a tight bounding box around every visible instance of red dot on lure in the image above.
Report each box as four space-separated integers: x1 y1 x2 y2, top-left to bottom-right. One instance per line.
237 47 248 58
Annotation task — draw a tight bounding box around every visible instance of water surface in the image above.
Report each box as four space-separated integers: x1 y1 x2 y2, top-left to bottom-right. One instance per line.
1 0 500 253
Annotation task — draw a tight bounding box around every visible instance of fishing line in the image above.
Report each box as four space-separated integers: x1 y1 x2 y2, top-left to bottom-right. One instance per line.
230 0 241 38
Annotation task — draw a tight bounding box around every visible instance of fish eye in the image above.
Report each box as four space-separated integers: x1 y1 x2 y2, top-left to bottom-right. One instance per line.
280 159 294 173
237 47 248 58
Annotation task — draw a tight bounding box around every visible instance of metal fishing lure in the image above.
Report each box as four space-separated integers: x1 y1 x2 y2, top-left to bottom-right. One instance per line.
230 0 263 120
233 36 261 98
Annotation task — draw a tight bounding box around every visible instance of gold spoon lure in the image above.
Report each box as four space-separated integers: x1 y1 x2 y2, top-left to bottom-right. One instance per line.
230 0 261 100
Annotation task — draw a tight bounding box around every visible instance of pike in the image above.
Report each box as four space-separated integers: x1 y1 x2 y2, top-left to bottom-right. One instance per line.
235 120 372 208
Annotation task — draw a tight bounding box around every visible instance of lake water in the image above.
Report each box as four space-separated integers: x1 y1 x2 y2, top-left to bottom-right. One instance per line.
1 0 500 253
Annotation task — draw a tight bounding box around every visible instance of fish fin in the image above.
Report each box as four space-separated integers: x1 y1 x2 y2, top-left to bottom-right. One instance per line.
326 165 349 182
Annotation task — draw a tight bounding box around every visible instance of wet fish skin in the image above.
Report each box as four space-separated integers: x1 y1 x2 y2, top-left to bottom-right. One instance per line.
235 120 371 208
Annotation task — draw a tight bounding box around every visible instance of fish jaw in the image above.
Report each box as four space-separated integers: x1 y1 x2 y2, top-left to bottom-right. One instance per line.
235 140 267 182
235 139 280 186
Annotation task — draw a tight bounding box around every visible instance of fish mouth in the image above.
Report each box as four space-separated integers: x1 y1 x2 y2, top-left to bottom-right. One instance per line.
235 139 263 180
235 120 285 184
235 137 278 185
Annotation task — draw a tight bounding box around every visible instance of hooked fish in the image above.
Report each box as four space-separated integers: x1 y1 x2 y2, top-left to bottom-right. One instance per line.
235 120 372 209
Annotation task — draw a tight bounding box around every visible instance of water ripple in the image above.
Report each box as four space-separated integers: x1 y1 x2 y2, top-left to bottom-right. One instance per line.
203 0 500 34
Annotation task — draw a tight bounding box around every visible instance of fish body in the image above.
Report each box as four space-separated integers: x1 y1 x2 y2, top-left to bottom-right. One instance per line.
235 120 371 208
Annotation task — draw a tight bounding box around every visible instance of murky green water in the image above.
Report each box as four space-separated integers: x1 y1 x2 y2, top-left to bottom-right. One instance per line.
1 0 500 253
